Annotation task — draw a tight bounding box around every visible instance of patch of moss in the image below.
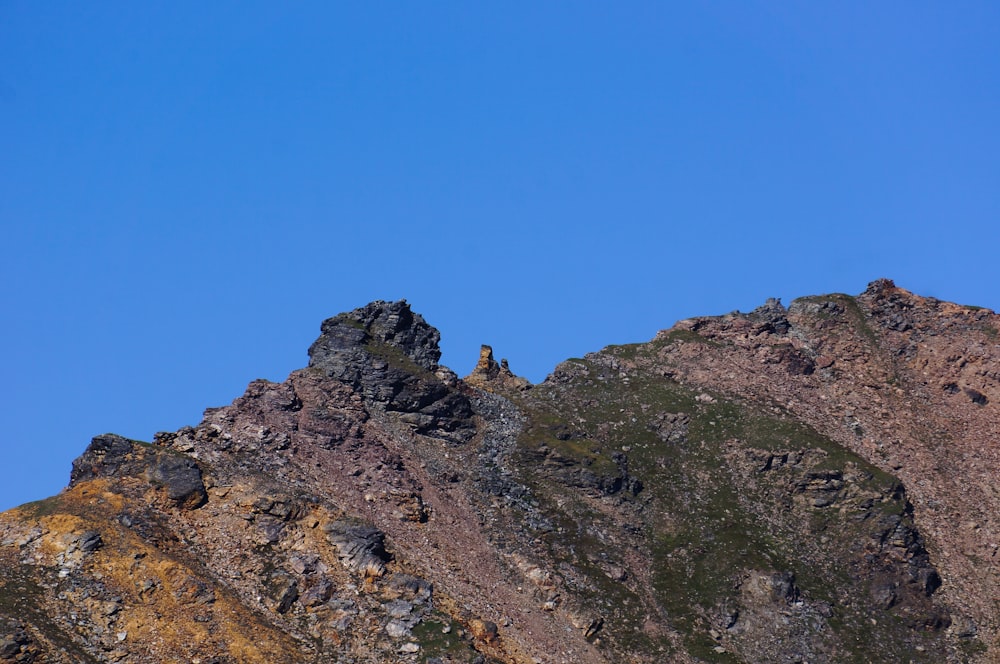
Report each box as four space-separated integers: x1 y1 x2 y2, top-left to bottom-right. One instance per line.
14 495 66 519
656 328 725 348
957 635 988 660
410 614 478 662
332 314 367 331
795 293 881 346
837 295 880 345
364 340 434 379
507 340 945 662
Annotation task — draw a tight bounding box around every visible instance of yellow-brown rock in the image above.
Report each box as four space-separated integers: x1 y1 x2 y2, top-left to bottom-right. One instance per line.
464 345 532 393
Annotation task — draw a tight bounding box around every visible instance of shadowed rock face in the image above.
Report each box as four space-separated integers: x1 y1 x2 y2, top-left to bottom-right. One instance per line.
1 283 997 663
309 300 443 377
308 300 475 443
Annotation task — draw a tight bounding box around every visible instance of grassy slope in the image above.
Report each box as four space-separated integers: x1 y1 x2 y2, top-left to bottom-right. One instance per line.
506 333 955 663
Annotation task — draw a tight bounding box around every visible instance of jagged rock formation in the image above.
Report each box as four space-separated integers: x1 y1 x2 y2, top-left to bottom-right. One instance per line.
1 286 997 663
308 300 475 444
464 346 532 393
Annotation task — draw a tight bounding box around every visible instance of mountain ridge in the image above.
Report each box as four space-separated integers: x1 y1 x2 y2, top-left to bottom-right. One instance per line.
1 280 997 663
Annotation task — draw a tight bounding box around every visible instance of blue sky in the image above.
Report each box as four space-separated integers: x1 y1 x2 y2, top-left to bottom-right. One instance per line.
2 2 998 511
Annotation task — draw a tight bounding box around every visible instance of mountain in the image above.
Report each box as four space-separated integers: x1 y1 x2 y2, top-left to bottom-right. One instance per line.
1 280 998 663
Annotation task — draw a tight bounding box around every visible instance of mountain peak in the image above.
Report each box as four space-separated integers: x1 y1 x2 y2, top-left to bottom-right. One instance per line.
308 299 442 374
307 299 473 443
2 284 998 663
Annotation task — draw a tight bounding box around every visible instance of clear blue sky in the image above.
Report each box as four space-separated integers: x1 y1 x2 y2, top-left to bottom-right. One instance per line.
2 2 998 511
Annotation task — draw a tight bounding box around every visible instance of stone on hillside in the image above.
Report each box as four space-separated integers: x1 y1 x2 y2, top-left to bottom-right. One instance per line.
145 453 207 509
750 297 791 335
70 433 207 510
386 574 433 603
69 433 139 486
324 520 391 577
468 618 499 644
464 345 532 392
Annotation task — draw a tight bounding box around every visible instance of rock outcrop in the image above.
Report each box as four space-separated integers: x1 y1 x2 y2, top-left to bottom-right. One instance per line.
70 433 207 509
308 300 475 443
464 345 532 393
1 282 997 663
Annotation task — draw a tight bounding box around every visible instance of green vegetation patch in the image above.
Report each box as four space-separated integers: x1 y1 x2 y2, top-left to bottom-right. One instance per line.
332 314 367 330
365 339 434 378
15 495 67 519
508 341 946 662
655 328 726 348
410 614 481 662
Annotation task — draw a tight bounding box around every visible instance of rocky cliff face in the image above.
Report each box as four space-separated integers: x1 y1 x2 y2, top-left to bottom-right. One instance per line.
1 284 997 663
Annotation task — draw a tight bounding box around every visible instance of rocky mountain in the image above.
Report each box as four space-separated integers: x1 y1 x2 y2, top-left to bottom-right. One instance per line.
2 281 998 663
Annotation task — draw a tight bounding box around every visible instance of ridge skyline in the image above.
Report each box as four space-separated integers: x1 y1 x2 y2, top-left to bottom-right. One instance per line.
3 277 995 514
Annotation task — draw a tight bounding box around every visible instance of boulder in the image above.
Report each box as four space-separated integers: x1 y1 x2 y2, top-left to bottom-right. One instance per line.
145 453 207 510
70 434 207 510
323 520 391 577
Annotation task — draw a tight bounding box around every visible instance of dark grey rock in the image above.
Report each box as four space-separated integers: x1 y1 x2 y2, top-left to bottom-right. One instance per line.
872 581 898 610
324 520 392 577
309 300 441 372
270 577 298 614
78 530 103 553
69 433 138 486
146 452 207 509
70 433 207 509
307 300 475 443
255 516 285 544
750 298 791 335
0 639 19 659
965 388 989 405
768 571 799 602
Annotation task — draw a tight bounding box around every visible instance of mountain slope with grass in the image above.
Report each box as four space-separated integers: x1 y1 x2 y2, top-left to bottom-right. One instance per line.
2 281 997 663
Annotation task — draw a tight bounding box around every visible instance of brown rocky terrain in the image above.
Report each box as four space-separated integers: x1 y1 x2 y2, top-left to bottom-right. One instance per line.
1 283 997 663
